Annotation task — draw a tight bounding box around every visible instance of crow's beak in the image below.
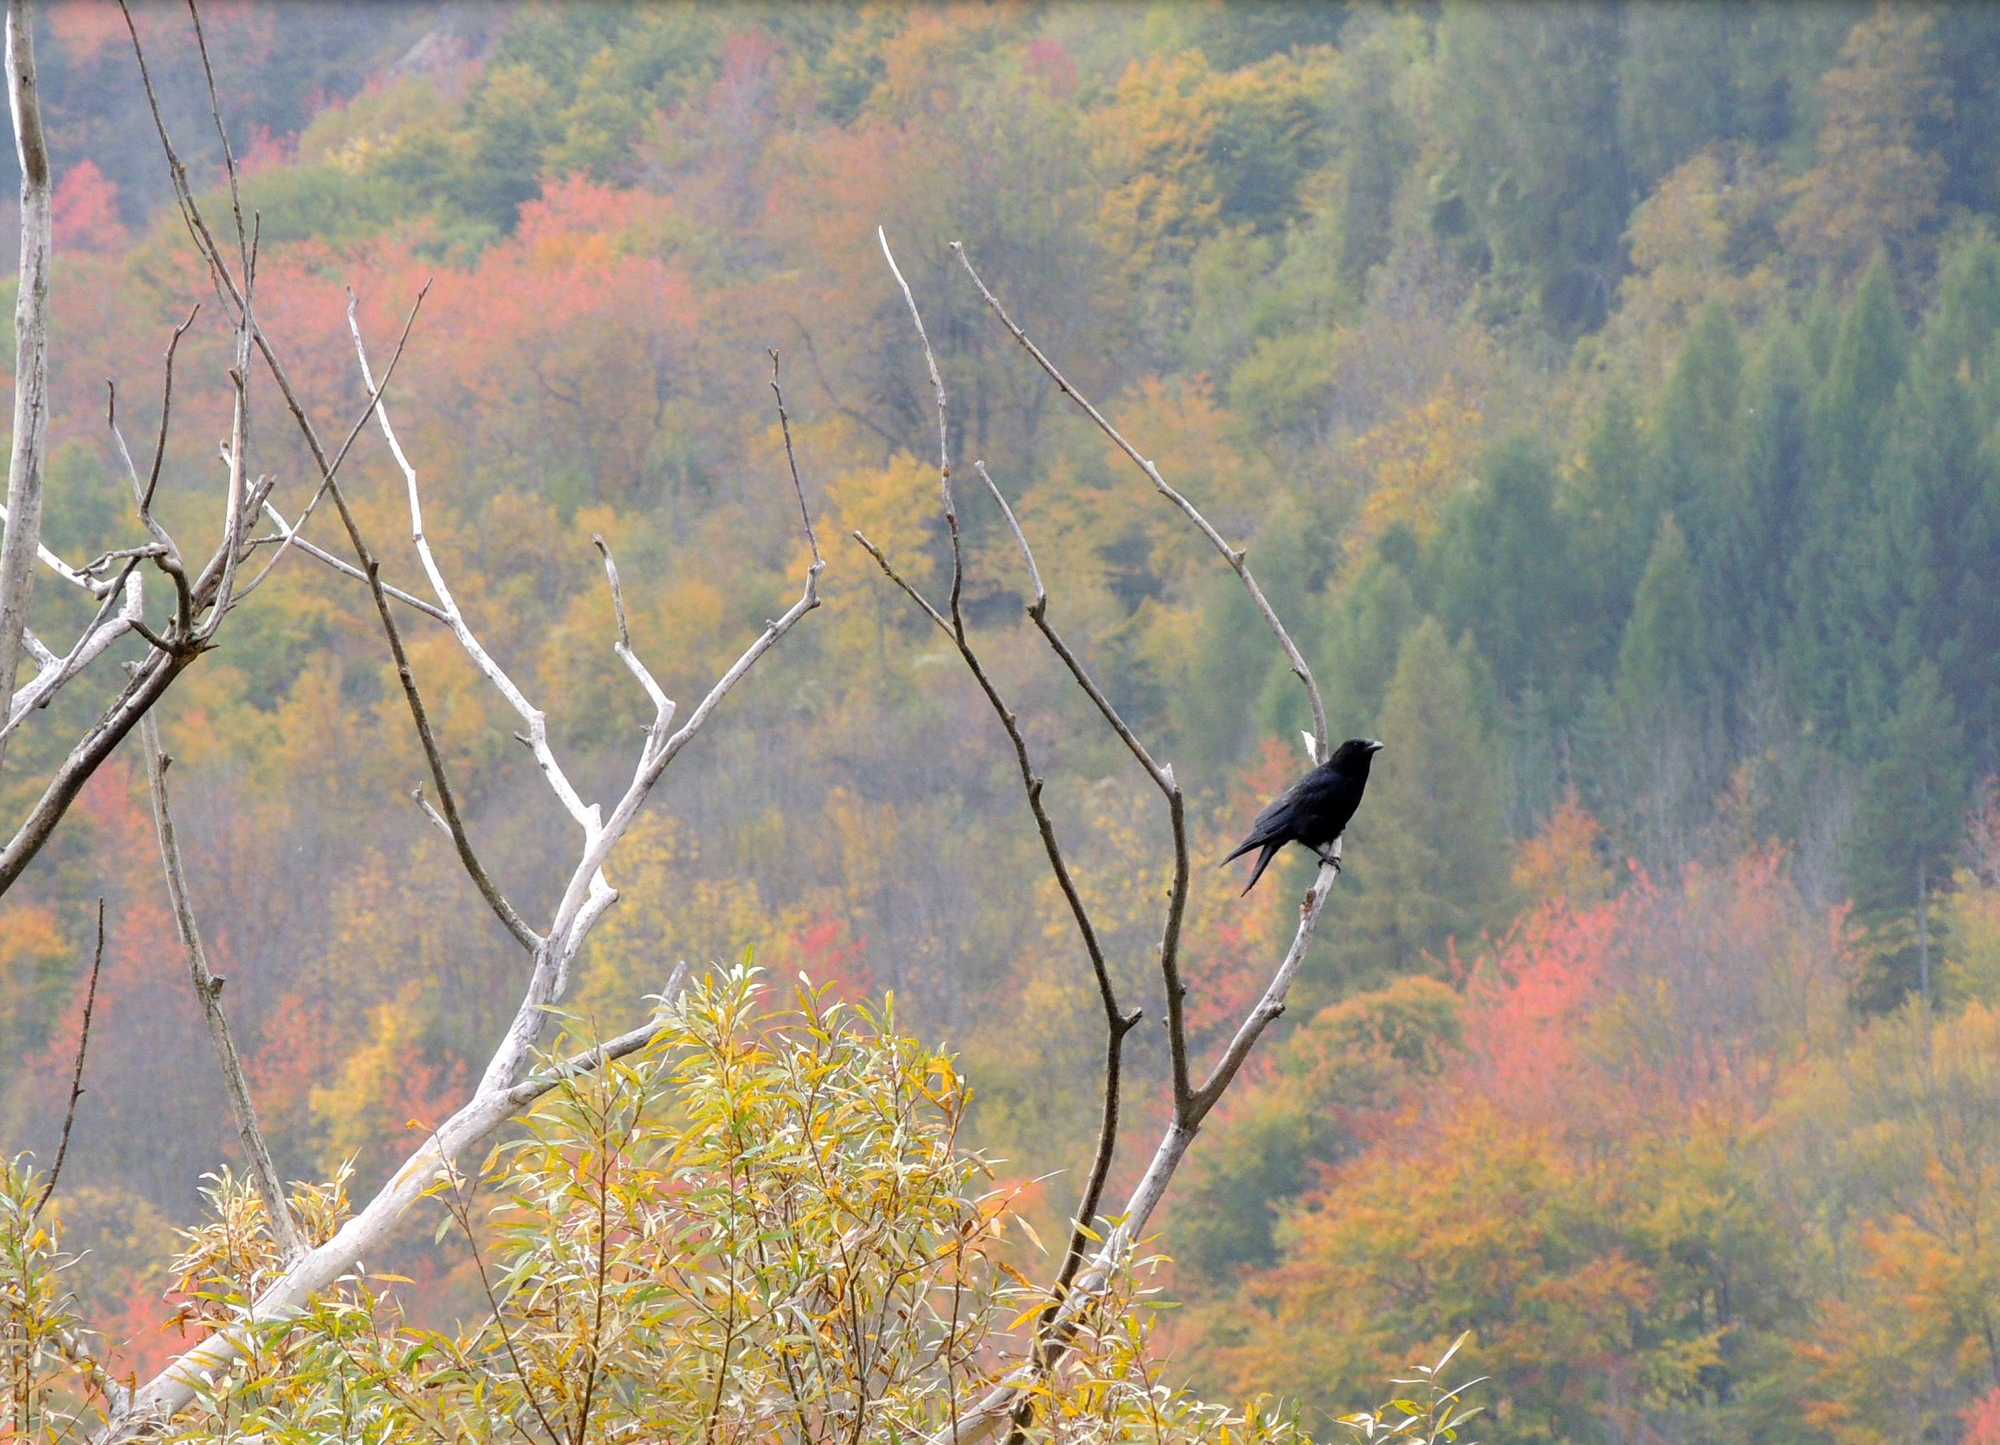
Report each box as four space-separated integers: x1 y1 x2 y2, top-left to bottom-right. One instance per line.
1365 740 1385 753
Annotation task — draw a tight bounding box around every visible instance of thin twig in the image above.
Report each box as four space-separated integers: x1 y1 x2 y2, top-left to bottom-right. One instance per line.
32 899 104 1221
979 461 1196 1120
142 711 309 1262
877 229 962 622
767 350 823 568
857 529 1138 1297
255 501 449 623
974 462 1189 1308
592 534 672 744
182 0 249 284
0 644 196 897
365 549 543 955
144 307 200 519
349 293 599 840
3 569 146 743
233 281 433 608
952 242 1329 761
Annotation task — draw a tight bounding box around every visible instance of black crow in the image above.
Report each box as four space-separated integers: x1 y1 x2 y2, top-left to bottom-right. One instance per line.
1223 738 1384 894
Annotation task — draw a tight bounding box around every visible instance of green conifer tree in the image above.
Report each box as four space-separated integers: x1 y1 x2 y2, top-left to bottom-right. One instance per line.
1785 257 1908 745
1615 515 1713 724
1568 386 1654 678
1732 325 1812 663
1433 4 1629 335
1337 617 1513 986
1431 434 1590 714
1877 231 2000 753
1312 554 1419 743
1847 662 1969 1011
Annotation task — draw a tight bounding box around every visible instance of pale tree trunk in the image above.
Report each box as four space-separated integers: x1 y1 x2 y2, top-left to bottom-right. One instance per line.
0 0 50 777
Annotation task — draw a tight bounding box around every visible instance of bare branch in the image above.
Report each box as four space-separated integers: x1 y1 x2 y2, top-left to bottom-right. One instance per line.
255 501 449 624
136 305 200 523
975 460 1043 605
362 550 542 955
181 0 249 282
232 281 432 609
953 242 1330 762
0 647 196 895
0 498 111 596
854 529 1139 1301
3 572 146 743
878 229 963 622
867 248 1154 1385
142 711 309 1263
978 462 1196 1119
492 542 821 1094
31 898 103 1221
931 857 1343 1445
767 350 823 569
1187 845 1341 1119
349 293 600 840
115 327 822 1436
0 0 53 777
199 279 254 639
592 534 672 737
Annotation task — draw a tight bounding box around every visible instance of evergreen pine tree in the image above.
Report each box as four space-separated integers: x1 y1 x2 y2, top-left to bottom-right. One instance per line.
1615 515 1713 725
1431 434 1591 715
1651 301 1745 529
1612 515 1726 867
1785 257 1908 746
1733 325 1812 663
1313 554 1419 743
1847 662 1969 1011
1433 4 1630 335
1568 386 1654 680
1651 302 1757 700
1337 618 1513 986
1877 231 2000 755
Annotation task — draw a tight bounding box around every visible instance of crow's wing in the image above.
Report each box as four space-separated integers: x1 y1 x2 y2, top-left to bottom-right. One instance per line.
1221 777 1308 864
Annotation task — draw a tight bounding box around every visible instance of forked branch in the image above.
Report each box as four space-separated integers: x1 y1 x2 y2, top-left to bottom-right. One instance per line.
110 326 822 1441
864 235 1139 1319
854 241 1349 1445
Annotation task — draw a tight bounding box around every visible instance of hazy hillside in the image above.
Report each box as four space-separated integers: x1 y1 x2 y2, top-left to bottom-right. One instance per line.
6 4 2000 1439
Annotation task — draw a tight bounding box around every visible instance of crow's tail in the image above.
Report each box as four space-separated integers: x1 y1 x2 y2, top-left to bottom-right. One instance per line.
1239 841 1281 895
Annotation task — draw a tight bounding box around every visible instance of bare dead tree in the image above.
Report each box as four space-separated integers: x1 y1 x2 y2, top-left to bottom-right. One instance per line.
857 232 1143 1322
857 236 1347 1444
100 312 821 1440
0 0 51 779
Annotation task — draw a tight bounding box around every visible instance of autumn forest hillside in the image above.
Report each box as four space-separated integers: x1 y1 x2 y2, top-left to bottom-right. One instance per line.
8 2 2000 1440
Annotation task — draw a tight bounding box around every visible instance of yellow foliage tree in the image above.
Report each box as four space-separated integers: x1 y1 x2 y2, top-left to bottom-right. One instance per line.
1345 386 1483 560
1779 4 1951 293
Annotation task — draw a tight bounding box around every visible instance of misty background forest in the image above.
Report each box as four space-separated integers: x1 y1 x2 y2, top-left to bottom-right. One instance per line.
6 1 2000 1440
